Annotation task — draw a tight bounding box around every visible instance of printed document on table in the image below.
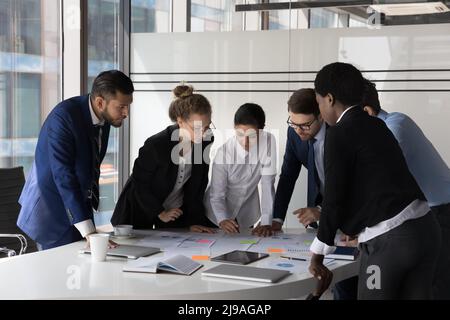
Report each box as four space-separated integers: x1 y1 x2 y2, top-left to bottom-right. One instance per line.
261 258 336 274
136 231 190 250
247 232 316 254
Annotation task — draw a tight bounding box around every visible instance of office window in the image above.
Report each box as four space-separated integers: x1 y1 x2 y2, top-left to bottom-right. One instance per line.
87 0 121 220
131 0 170 33
14 74 41 138
0 0 61 173
191 0 243 32
309 8 338 29
87 0 119 76
190 0 292 32
260 0 291 30
267 8 290 30
0 73 8 139
349 16 368 28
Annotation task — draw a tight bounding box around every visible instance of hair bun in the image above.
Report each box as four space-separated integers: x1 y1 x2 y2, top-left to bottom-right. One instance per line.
173 85 194 99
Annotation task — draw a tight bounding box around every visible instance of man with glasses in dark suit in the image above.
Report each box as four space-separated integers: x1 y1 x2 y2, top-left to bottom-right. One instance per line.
264 88 355 300
256 88 326 237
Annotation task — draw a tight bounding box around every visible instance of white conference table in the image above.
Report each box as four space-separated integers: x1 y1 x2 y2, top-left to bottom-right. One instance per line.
0 228 358 300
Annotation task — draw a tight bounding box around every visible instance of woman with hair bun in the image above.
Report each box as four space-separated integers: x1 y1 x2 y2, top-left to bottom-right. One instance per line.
111 85 216 233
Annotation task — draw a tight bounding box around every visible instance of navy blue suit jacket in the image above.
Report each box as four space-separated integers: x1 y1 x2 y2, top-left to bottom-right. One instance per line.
273 127 319 221
17 95 110 246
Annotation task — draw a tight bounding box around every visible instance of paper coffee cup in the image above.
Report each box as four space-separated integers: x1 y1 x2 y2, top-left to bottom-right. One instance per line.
89 233 109 262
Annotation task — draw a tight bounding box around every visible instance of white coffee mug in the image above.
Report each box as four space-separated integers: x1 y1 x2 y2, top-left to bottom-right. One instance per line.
114 224 133 236
89 233 110 262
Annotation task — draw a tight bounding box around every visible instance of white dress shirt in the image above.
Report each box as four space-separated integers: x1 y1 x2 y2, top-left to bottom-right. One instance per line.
162 148 193 211
313 122 326 195
310 106 430 256
204 131 277 228
74 96 105 238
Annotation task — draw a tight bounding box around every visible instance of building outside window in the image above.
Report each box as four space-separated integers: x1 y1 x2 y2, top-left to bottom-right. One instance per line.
132 0 170 33
86 0 171 224
0 0 61 175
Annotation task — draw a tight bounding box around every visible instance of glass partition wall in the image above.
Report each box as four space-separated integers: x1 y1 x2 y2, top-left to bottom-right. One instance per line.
128 0 450 229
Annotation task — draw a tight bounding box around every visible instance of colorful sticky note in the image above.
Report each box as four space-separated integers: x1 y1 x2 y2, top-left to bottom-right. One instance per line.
196 239 213 244
267 248 284 253
191 255 209 261
240 240 258 245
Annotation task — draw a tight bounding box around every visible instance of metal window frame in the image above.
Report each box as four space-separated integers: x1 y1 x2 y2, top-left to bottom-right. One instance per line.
118 0 131 191
80 0 88 95
62 0 83 100
236 1 373 12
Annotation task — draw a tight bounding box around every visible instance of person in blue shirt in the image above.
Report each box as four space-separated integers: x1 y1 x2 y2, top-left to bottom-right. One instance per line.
362 79 450 300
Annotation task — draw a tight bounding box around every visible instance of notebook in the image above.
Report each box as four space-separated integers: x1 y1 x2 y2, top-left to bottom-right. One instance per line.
79 245 160 259
202 264 291 283
123 254 203 275
325 246 359 261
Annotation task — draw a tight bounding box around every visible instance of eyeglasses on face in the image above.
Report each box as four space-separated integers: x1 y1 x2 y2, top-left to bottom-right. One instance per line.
186 120 216 132
287 117 317 131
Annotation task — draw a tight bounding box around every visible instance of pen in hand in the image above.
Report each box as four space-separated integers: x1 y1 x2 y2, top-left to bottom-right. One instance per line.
280 255 307 261
219 219 240 234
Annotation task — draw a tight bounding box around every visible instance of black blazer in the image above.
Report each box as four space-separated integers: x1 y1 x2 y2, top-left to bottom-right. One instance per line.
111 125 214 229
318 107 425 246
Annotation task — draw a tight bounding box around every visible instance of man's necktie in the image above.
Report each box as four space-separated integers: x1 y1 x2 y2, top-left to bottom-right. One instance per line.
91 125 102 211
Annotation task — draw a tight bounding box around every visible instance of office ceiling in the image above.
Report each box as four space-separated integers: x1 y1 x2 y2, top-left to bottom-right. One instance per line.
235 1 450 26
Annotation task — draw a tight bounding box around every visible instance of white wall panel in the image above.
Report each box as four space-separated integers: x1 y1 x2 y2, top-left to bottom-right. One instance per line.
131 24 450 228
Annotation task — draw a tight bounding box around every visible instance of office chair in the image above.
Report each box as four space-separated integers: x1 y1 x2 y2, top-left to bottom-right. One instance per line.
0 167 37 257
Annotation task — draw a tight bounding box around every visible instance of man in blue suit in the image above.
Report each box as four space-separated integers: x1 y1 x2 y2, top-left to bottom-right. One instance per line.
254 88 326 237
17 70 134 250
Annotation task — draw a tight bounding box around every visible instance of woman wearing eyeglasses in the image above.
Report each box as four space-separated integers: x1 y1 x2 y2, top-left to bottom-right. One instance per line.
204 103 277 237
111 85 216 233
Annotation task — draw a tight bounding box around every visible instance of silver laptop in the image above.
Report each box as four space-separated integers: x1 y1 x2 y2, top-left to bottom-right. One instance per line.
80 245 160 259
202 264 291 283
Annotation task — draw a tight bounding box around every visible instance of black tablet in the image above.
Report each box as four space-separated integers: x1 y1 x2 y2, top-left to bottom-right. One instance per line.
210 250 269 265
